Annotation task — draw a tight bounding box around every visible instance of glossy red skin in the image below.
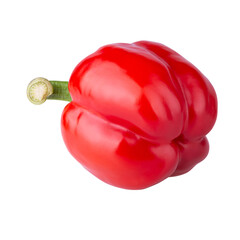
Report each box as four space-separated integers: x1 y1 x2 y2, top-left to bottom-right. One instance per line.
61 41 217 189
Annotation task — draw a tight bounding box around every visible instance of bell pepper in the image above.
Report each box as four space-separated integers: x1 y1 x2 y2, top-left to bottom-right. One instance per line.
27 41 217 189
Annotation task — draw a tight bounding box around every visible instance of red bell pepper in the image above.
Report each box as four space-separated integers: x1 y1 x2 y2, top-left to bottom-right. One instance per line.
27 41 217 189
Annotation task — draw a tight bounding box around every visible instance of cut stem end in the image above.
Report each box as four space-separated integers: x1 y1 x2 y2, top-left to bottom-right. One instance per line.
27 77 53 105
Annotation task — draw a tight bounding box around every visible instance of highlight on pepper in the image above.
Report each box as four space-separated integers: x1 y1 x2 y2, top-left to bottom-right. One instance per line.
27 41 217 190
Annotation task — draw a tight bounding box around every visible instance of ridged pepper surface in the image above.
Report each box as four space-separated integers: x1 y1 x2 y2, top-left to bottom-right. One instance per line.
60 41 217 189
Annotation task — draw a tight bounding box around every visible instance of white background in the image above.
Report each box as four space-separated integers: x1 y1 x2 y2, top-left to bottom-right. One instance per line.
0 0 239 239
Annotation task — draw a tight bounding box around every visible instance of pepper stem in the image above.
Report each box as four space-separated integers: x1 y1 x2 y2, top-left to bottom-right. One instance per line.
27 77 72 105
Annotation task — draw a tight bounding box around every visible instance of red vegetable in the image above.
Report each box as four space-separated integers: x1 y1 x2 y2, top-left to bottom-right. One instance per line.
27 41 217 189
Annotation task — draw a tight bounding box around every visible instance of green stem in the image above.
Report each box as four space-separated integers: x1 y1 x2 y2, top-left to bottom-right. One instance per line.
47 81 72 102
27 77 72 105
